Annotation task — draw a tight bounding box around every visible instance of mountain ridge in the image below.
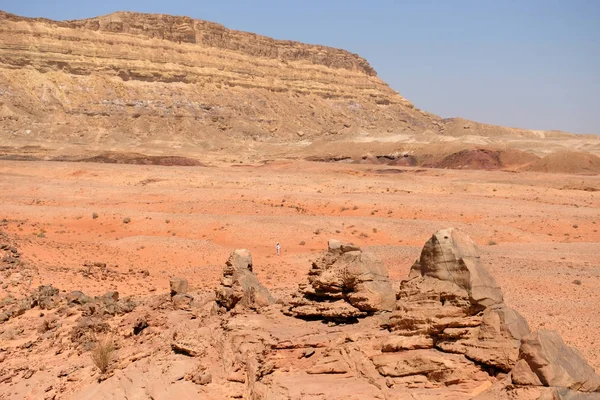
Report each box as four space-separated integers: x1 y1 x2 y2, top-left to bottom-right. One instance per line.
1 9 599 173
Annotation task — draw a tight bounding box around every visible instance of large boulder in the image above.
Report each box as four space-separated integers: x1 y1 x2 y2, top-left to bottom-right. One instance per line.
512 330 600 392
286 240 395 321
169 277 188 297
215 249 274 310
409 228 503 310
387 228 527 372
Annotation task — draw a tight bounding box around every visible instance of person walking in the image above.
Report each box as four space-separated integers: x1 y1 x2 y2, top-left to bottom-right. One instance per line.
276 242 281 256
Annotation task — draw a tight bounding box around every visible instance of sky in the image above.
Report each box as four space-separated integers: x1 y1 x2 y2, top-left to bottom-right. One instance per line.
1 0 599 134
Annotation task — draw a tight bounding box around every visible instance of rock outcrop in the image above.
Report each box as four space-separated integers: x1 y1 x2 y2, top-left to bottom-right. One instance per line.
215 249 274 310
512 330 600 392
0 10 433 149
387 228 529 372
2 228 599 400
286 239 395 321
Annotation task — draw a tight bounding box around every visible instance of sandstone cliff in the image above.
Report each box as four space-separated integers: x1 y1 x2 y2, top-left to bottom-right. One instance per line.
0 10 437 150
2 9 596 168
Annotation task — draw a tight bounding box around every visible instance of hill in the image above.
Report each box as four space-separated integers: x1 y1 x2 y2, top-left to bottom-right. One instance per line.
0 10 599 173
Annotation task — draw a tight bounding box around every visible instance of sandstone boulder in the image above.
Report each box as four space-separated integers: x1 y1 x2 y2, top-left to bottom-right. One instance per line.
287 240 395 321
387 228 527 372
170 277 188 297
215 249 274 310
512 330 600 392
34 285 60 310
409 228 503 309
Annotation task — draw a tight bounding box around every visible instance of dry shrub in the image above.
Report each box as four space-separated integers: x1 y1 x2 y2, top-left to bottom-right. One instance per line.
91 335 115 373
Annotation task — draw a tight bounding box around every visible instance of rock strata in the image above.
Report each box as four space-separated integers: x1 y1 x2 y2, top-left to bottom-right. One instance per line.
512 330 600 392
387 228 529 372
0 10 429 147
286 239 395 321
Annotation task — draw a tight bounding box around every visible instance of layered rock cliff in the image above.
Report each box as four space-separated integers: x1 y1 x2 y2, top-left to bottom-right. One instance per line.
0 10 439 149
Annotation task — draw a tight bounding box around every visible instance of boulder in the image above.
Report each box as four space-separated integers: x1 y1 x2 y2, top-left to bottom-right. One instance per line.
172 294 194 310
34 285 60 310
387 229 526 372
215 249 274 310
287 240 395 321
512 330 600 392
67 291 92 305
409 228 503 309
169 277 188 297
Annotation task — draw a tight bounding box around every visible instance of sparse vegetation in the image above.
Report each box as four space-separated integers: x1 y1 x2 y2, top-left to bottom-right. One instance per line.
91 335 115 374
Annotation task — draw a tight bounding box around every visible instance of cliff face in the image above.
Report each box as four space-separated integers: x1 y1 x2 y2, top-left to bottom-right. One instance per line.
0 11 438 149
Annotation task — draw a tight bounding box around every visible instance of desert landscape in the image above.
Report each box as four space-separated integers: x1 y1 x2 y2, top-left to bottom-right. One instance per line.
0 9 599 400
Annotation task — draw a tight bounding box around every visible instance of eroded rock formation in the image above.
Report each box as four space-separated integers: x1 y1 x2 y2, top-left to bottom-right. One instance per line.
386 228 529 373
286 239 395 321
1 230 598 399
215 249 274 310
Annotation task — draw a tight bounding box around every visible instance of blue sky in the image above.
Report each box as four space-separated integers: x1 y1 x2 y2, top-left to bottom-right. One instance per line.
2 0 598 134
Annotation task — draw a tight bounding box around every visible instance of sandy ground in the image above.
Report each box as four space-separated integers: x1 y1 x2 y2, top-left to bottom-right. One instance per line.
0 159 598 371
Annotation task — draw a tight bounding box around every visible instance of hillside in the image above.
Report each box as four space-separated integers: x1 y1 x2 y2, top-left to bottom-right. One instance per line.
0 10 599 173
0 11 436 145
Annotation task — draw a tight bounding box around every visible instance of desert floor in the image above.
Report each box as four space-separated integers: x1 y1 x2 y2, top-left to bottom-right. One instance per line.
0 159 598 371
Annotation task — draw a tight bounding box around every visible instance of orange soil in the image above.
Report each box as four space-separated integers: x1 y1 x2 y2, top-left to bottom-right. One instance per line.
0 159 598 371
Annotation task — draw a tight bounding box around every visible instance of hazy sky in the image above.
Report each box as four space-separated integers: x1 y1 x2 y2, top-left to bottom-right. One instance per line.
2 0 598 134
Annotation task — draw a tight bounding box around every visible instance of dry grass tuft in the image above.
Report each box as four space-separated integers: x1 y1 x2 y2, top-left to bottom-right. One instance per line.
91 335 115 374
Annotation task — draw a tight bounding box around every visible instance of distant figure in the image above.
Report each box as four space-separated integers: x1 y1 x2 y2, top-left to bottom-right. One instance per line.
276 242 281 256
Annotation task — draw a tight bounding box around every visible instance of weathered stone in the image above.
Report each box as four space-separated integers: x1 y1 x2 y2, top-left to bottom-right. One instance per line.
288 240 395 321
172 294 194 310
385 229 531 377
410 228 503 309
289 300 366 321
512 330 600 392
215 249 274 310
169 277 188 297
103 291 119 302
70 317 110 348
381 336 434 352
372 349 465 378
67 291 92 305
35 285 60 310
436 304 530 371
